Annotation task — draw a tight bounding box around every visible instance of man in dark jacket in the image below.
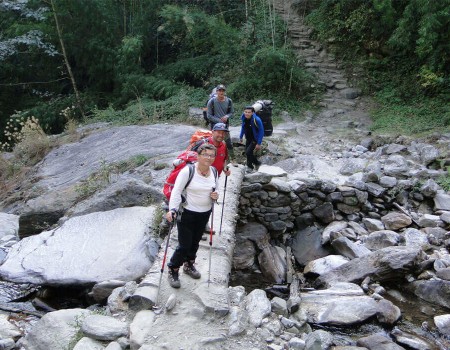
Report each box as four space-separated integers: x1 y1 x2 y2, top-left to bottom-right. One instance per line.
239 106 264 173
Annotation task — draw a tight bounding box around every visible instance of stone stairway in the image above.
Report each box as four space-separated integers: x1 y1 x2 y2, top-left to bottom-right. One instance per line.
273 0 364 114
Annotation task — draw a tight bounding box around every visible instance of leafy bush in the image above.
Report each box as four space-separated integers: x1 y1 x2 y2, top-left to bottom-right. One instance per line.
118 75 181 105
231 48 314 100
306 0 450 97
153 55 221 86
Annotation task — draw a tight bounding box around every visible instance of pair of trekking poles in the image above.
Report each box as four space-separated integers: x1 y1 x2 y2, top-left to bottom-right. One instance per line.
156 173 229 305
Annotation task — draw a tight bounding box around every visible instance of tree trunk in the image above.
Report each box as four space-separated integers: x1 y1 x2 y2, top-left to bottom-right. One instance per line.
49 0 85 118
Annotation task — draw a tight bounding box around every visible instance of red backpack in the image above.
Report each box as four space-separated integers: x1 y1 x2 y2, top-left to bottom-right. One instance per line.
163 151 198 202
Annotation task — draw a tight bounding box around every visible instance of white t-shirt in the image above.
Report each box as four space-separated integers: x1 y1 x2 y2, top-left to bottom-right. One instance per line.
169 163 218 213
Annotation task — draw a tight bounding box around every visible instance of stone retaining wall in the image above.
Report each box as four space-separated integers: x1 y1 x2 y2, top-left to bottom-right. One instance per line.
238 166 449 239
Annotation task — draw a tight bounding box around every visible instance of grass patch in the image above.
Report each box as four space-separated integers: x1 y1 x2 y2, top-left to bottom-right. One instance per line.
75 155 150 200
437 166 450 192
370 89 450 136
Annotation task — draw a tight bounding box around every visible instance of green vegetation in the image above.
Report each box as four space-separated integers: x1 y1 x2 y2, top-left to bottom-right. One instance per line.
1 0 448 143
305 0 449 135
0 0 314 143
371 89 450 135
437 167 450 192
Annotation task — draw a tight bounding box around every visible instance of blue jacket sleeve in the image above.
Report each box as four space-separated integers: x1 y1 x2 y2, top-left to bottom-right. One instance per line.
254 115 264 144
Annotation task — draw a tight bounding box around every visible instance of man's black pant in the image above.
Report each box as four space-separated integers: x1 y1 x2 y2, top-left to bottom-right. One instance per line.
245 139 260 169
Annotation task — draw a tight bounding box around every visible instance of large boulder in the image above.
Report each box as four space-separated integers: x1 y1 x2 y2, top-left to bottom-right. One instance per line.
315 246 421 288
0 207 159 285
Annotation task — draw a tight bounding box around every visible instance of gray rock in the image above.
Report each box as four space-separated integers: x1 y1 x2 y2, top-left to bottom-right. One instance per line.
245 289 271 327
312 202 335 224
440 211 450 224
304 255 349 276
292 226 330 266
129 310 156 349
391 328 434 350
436 267 450 281
379 176 397 188
411 142 440 166
418 214 442 228
258 246 286 283
364 230 399 250
365 182 386 197
8 124 196 237
0 213 19 239
331 237 371 259
271 296 288 316
376 299 401 325
384 155 409 177
340 158 367 175
321 221 348 245
104 342 122 350
434 314 450 336
385 144 407 155
19 309 91 350
301 283 380 326
315 246 421 288
236 222 270 250
403 228 429 248
357 333 406 350
81 314 128 341
233 239 256 270
288 337 306 350
90 280 127 303
73 337 105 350
266 178 292 192
434 193 450 211
305 329 334 349
381 212 412 230
228 305 249 336
408 280 450 308
362 218 385 232
0 314 21 339
66 177 162 219
0 207 158 285
0 338 15 350
420 179 439 198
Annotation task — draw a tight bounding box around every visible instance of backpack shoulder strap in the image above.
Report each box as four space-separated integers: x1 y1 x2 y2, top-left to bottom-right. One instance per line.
226 98 232 113
185 163 195 190
211 166 218 186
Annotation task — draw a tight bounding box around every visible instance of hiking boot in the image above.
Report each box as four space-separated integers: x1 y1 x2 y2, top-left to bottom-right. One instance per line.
246 166 255 173
254 161 262 171
183 261 201 279
168 268 181 288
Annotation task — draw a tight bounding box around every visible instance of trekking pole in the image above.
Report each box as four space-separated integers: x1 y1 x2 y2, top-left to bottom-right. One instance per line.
207 187 215 287
155 213 175 307
218 166 229 236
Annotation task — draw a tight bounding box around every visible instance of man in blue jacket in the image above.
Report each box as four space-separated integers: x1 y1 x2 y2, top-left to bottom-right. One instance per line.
239 106 264 173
